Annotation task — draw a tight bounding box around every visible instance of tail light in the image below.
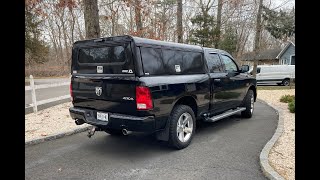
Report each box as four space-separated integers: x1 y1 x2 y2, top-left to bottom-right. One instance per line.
136 86 153 110
70 82 73 101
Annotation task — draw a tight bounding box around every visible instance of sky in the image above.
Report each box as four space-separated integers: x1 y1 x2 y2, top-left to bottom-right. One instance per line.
268 0 295 10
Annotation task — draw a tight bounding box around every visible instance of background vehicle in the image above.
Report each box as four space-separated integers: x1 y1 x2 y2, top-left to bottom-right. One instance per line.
69 35 257 149
248 65 295 86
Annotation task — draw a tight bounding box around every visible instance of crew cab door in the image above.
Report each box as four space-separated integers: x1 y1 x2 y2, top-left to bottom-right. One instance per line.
219 54 248 108
204 52 230 114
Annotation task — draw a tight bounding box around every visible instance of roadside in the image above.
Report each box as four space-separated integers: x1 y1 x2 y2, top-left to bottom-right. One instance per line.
25 102 89 142
258 89 295 180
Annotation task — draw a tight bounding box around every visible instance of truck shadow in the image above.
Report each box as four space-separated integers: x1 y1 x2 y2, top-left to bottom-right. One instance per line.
83 113 245 158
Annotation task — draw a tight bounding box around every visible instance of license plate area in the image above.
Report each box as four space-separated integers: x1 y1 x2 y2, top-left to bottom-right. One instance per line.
97 112 109 122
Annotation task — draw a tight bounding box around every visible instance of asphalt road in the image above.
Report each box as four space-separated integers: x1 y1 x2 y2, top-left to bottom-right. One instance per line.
25 85 69 105
25 102 277 180
25 78 70 86
25 78 70 114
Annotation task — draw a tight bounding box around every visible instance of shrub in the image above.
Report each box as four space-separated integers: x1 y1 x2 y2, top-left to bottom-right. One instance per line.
280 95 295 103
288 100 295 113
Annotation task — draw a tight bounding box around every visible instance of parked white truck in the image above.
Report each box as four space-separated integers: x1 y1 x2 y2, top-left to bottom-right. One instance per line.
248 65 295 86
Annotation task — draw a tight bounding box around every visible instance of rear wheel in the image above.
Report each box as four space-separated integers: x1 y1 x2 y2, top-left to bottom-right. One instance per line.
168 105 196 149
282 79 290 86
241 90 254 118
105 129 124 136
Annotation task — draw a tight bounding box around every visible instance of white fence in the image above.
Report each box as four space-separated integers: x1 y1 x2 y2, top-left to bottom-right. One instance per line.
25 75 70 113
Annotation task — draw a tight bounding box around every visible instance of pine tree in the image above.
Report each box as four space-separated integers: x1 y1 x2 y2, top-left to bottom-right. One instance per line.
189 13 216 47
262 6 295 41
25 2 49 64
219 26 237 55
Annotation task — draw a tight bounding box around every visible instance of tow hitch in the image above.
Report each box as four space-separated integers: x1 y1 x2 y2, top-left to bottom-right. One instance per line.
87 126 101 138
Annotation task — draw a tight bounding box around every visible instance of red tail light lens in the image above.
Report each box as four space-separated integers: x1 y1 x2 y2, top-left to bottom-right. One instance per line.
136 86 153 110
70 82 73 101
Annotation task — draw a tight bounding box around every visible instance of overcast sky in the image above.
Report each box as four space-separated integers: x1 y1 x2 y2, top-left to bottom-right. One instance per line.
268 0 295 10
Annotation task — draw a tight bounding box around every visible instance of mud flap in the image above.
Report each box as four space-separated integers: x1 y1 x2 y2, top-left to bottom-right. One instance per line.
155 121 170 141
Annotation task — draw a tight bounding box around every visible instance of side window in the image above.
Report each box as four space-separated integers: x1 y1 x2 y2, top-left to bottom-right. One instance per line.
220 54 238 72
162 49 204 74
183 52 204 74
206 53 223 73
250 67 261 75
162 49 183 74
140 47 164 75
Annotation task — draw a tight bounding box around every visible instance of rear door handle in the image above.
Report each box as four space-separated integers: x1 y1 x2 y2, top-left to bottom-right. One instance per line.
214 79 221 82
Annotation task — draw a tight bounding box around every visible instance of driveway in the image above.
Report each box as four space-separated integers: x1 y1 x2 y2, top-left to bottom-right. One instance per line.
25 102 277 180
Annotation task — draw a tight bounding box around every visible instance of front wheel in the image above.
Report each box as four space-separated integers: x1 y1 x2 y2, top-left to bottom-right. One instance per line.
168 105 196 149
241 90 254 118
282 79 290 86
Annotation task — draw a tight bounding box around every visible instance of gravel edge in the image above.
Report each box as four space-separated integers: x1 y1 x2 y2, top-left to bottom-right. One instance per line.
25 125 93 147
257 99 285 180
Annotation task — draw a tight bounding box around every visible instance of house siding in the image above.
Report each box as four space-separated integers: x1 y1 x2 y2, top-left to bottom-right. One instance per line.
279 44 295 65
242 59 279 66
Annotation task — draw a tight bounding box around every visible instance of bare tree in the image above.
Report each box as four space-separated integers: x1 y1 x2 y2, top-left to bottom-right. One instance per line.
252 0 263 78
25 0 295 77
214 0 223 48
177 0 183 43
83 0 100 39
134 0 143 37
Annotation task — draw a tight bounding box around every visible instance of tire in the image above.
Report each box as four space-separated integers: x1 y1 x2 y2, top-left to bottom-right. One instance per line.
282 79 290 86
168 105 196 150
105 129 124 136
241 90 254 118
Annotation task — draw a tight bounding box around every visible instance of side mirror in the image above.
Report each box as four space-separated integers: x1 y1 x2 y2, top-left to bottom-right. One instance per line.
240 65 249 73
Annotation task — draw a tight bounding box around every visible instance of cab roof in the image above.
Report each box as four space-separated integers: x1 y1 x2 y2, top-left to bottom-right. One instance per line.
74 35 231 54
74 35 202 52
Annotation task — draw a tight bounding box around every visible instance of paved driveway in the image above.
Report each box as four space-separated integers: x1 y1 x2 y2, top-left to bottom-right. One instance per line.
25 102 277 180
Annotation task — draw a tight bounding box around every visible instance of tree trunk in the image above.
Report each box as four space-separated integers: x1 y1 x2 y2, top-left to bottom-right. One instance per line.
177 0 183 43
83 0 101 39
129 5 133 33
252 0 263 78
76 17 85 40
54 20 64 63
214 0 223 48
109 1 115 36
48 19 59 61
69 7 75 45
60 10 70 67
134 0 143 37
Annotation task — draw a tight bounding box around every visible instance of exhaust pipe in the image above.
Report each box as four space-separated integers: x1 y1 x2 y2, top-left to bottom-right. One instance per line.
75 119 84 125
122 129 132 136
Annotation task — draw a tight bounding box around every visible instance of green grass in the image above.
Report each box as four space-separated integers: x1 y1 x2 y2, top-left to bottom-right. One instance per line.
280 95 295 103
288 100 295 113
279 94 295 113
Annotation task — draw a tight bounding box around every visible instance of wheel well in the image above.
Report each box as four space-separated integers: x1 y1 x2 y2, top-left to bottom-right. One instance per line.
249 86 257 101
174 96 198 117
283 78 291 83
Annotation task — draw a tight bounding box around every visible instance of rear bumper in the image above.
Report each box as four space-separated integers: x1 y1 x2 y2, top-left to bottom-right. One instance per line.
69 107 155 132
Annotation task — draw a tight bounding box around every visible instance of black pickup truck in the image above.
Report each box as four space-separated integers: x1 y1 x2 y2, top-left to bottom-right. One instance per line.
69 35 256 149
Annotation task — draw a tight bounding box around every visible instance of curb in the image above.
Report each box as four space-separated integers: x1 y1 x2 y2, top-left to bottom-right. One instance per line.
257 99 285 180
25 125 92 147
